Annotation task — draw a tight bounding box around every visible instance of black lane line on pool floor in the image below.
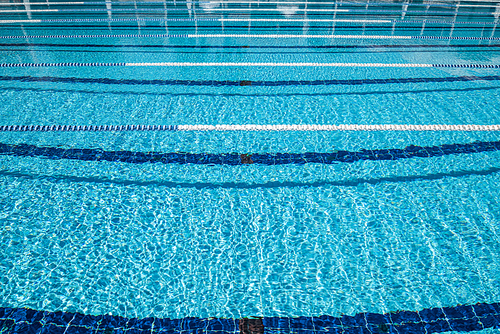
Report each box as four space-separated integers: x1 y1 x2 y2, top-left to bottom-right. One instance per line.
1 75 499 87
0 140 500 165
1 302 499 334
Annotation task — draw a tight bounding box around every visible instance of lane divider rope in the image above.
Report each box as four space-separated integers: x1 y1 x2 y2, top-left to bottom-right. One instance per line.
0 62 499 68
0 0 495 8
0 8 496 16
1 125 500 132
1 17 498 24
0 8 351 13
1 34 499 41
0 18 394 23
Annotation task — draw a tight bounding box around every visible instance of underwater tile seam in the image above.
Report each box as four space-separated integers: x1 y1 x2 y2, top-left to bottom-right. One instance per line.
2 125 500 132
7 74 500 87
2 33 500 41
5 74 500 89
2 62 500 68
1 303 500 334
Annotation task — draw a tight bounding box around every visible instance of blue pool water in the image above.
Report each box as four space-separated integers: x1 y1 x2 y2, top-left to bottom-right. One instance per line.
1 0 500 333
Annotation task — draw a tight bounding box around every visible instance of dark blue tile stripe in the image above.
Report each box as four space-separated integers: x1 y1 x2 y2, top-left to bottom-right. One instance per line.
1 75 499 87
0 140 499 165
0 303 499 334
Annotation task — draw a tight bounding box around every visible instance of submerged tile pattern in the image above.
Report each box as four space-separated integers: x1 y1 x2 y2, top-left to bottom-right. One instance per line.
3 74 500 87
1 303 500 334
0 141 499 166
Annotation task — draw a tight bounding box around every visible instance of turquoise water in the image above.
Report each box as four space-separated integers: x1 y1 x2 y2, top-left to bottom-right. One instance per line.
1 0 500 329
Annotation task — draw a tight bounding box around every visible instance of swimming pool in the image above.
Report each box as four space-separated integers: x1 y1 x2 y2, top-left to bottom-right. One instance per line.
1 0 500 333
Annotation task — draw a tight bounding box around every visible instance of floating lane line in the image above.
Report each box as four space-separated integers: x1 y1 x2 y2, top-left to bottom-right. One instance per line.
0 0 363 4
0 0 496 7
1 33 499 41
1 125 500 132
0 17 497 26
0 9 59 13
0 8 350 13
180 124 500 131
1 62 499 68
196 33 413 39
2 17 499 25
0 18 393 24
124 62 436 67
0 8 496 15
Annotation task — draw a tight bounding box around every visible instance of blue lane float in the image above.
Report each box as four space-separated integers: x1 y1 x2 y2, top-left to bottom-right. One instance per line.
0 140 500 165
1 303 500 334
